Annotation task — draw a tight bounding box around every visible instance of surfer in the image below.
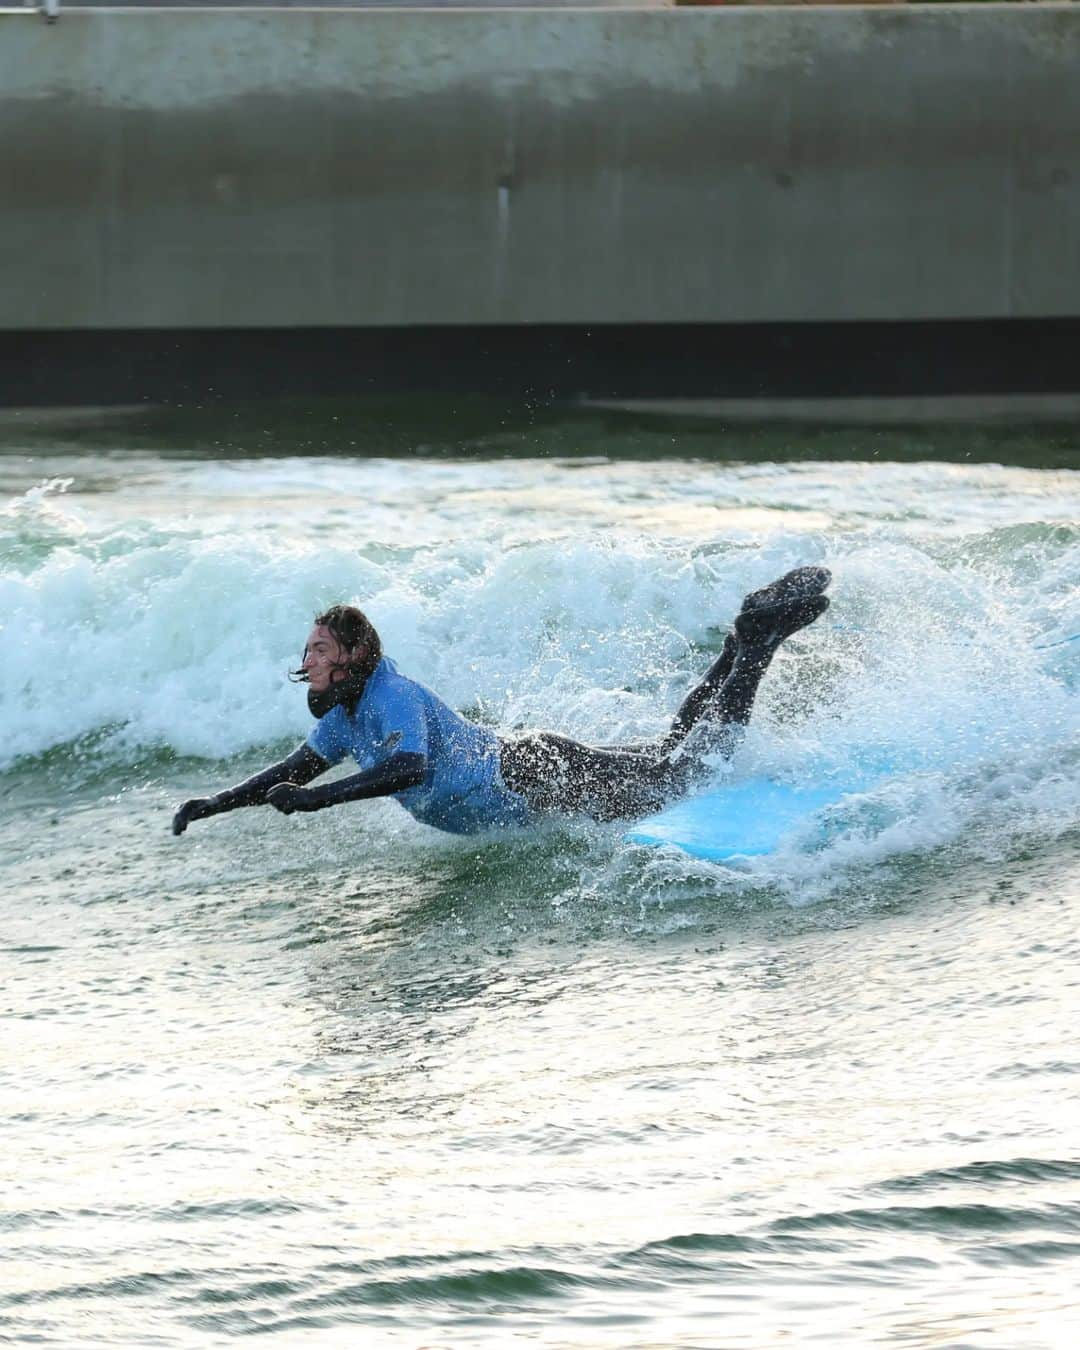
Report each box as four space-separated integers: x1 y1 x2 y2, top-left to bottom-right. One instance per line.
171 567 830 837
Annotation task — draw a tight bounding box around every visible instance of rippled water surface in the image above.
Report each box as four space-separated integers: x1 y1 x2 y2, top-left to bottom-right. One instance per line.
2 424 1078 1347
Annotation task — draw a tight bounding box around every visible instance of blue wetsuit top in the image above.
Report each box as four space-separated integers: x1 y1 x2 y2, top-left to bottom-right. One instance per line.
306 656 531 835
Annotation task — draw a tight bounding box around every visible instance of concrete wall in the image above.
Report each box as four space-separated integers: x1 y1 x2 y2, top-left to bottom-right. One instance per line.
2 6 1078 330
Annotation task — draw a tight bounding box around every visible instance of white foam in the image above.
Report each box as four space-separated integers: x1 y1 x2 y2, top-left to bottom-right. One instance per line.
2 459 1077 887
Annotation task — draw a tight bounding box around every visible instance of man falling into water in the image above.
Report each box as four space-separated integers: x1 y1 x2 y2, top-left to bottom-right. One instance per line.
172 567 830 837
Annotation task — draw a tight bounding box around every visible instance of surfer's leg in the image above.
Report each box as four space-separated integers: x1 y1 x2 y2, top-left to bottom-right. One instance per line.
594 566 831 756
659 566 831 754
499 573 831 823
500 733 692 822
500 591 816 824
674 593 830 760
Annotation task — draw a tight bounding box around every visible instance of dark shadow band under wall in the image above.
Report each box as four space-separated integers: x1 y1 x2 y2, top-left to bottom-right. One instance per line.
4 319 1080 412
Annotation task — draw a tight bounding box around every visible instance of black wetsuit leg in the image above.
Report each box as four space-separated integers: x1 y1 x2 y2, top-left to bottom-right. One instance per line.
660 566 832 755
500 732 697 823
679 594 830 756
498 623 773 824
658 631 739 755
499 588 829 825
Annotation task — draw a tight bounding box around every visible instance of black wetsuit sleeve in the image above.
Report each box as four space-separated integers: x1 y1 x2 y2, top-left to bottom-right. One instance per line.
173 744 331 835
180 745 322 815
272 751 427 813
209 744 329 811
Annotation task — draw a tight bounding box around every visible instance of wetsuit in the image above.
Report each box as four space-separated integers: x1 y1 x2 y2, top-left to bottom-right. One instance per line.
305 581 828 831
304 657 697 832
171 568 830 837
307 657 531 835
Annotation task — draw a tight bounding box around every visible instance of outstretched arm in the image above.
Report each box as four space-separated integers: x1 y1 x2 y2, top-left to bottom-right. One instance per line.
265 751 427 816
172 744 329 835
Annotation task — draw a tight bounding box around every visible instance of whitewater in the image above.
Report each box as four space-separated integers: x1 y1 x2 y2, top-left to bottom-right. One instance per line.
1 436 1078 1348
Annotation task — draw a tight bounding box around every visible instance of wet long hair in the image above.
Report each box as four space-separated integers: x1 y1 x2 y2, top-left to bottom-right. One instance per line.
290 604 383 715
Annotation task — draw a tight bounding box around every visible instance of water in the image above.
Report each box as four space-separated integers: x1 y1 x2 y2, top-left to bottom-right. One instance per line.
2 426 1079 1348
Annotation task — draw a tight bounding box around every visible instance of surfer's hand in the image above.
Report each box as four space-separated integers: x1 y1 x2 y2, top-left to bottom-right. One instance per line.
172 797 216 836
267 782 311 815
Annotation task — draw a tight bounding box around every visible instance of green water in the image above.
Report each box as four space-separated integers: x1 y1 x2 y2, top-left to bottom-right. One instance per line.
2 423 1078 1347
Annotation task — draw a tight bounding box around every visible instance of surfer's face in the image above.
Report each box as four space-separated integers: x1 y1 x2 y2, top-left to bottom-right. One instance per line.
301 624 354 694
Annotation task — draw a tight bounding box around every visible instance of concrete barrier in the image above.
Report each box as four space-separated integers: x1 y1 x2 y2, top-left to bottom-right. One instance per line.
2 6 1079 330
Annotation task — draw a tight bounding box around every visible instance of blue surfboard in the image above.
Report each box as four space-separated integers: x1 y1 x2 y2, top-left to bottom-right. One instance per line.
625 776 864 862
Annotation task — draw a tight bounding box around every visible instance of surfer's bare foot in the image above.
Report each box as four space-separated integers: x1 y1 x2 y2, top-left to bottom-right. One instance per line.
734 593 830 647
741 565 831 613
